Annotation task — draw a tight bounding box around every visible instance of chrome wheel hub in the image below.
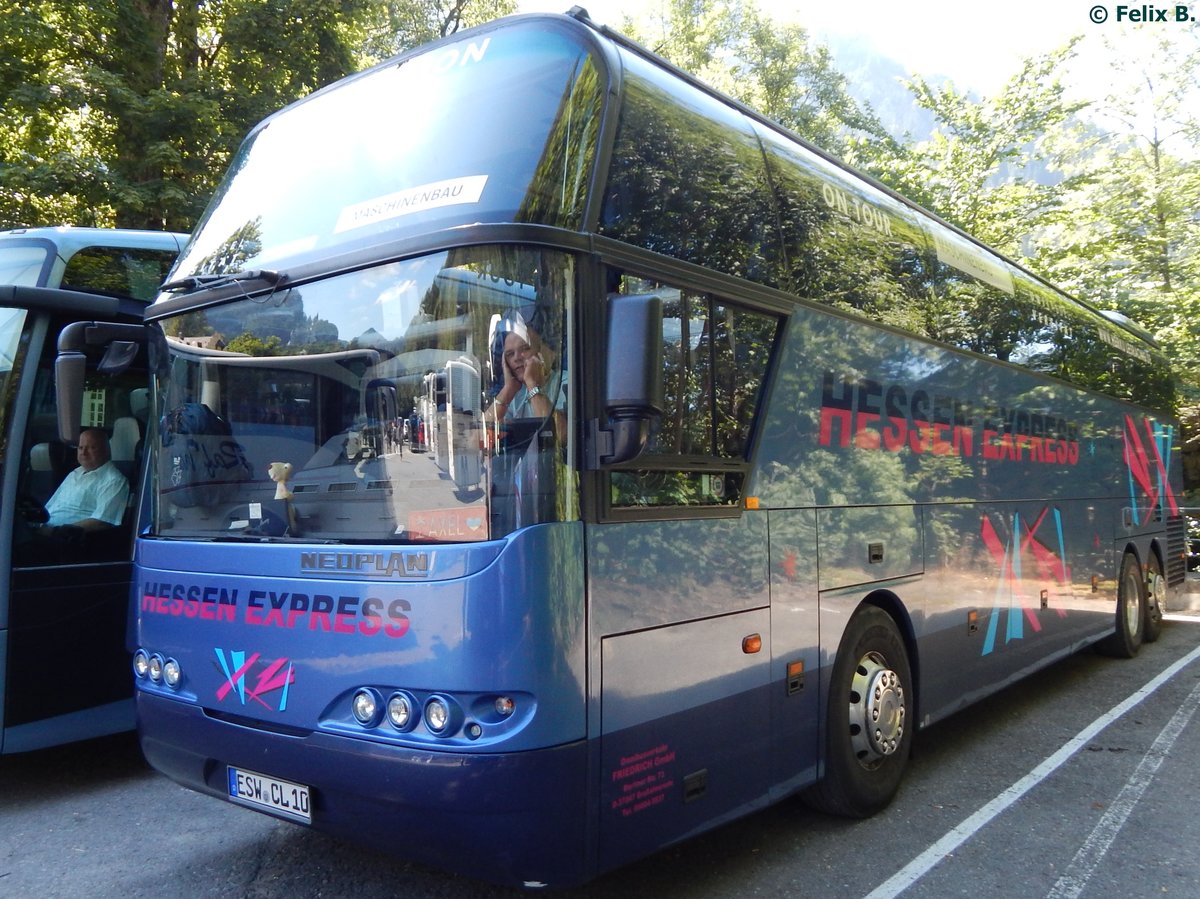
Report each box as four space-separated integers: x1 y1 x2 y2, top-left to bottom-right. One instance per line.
849 650 905 766
1148 571 1166 619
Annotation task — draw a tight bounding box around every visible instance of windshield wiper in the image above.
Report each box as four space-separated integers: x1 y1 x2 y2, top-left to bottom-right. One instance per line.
160 269 286 294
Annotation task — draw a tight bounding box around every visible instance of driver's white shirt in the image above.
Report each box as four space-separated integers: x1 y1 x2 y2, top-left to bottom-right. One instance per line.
45 460 129 526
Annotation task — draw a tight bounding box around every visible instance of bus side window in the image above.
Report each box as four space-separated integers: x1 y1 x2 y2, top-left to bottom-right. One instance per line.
608 274 779 510
61 246 179 301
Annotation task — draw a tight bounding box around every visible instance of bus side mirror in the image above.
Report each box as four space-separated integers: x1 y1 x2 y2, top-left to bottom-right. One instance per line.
55 351 86 445
56 320 148 444
367 379 399 424
592 293 664 467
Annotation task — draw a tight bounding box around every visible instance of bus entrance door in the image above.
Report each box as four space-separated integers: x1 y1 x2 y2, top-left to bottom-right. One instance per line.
1 303 149 753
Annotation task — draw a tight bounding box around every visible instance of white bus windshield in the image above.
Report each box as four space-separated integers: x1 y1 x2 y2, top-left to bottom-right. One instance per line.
152 246 575 543
0 245 49 285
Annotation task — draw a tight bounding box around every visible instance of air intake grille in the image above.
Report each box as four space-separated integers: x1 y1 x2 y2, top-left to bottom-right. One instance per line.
1166 513 1187 587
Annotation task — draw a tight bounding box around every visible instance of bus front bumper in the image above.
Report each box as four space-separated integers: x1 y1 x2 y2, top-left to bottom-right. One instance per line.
137 692 591 888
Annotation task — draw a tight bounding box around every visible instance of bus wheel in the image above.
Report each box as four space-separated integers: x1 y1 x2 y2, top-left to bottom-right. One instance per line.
1098 552 1146 658
1144 553 1166 643
803 605 912 818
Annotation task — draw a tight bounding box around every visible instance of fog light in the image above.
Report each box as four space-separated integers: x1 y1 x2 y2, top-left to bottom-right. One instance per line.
352 688 380 726
148 654 165 683
466 723 483 740
163 658 182 688
133 649 150 679
387 692 413 730
425 697 451 734
494 696 515 718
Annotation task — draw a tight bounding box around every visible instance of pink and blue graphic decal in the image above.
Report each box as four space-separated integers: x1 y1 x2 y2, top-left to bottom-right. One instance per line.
980 507 1070 655
214 648 295 712
1123 416 1178 526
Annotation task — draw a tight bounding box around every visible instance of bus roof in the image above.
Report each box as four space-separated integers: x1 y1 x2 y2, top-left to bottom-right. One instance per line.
159 11 1161 363
0 226 186 255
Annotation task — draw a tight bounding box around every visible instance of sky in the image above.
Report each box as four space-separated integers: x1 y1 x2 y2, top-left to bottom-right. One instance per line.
517 0 1199 142
520 0 1087 93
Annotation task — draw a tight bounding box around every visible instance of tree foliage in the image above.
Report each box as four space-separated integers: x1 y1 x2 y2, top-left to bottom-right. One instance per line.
859 44 1087 257
1033 34 1200 370
0 0 513 232
620 0 892 157
4 0 1200 422
357 0 515 65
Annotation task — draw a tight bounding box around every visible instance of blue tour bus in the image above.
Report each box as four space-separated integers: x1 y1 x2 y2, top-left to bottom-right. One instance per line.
81 12 1181 886
0 226 184 752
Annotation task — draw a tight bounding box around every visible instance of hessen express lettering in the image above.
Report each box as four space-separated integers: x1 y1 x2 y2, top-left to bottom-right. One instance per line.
819 372 1080 465
142 583 411 638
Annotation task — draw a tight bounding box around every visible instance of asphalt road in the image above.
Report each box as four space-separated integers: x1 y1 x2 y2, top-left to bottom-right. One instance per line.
4 612 1200 898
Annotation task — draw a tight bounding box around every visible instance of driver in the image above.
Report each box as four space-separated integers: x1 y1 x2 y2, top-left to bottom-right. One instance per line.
40 428 130 532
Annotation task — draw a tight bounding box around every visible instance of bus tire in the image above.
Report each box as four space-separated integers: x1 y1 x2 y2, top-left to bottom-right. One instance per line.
1143 552 1166 643
1097 552 1145 658
803 605 912 818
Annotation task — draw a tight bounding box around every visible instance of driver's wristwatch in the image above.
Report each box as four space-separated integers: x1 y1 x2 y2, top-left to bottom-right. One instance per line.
527 386 543 398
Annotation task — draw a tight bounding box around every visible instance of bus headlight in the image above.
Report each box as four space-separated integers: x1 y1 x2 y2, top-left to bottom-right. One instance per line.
387 692 415 731
133 649 151 679
352 688 381 726
148 653 165 683
163 658 183 689
424 696 459 735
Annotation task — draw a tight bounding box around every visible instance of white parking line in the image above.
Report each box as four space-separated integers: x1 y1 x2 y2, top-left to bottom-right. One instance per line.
1046 675 1200 898
863 642 1200 899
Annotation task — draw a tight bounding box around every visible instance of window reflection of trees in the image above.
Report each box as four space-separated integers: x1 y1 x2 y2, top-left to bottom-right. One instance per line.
597 52 1170 419
516 54 602 229
610 272 779 509
600 55 781 287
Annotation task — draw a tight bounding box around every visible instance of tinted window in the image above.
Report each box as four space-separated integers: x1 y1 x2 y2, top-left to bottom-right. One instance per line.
600 50 781 288
63 246 179 301
154 246 577 543
759 127 932 333
609 272 778 510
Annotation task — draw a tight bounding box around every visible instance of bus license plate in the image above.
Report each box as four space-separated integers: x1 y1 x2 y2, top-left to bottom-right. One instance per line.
227 766 311 824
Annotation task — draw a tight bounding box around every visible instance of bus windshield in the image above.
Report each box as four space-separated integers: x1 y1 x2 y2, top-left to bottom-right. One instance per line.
169 22 602 279
0 307 28 444
152 245 575 543
0 245 49 285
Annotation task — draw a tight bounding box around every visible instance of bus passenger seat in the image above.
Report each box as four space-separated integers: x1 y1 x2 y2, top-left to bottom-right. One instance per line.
28 441 73 503
110 416 141 481
30 442 54 473
129 388 150 427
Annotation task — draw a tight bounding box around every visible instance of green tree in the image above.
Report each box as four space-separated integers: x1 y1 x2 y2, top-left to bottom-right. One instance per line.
620 0 891 157
863 44 1084 257
357 0 516 66
0 0 515 232
1034 34 1200 372
1050 33 1200 474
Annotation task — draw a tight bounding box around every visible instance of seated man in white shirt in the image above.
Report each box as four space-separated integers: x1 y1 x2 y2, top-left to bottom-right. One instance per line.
41 427 130 532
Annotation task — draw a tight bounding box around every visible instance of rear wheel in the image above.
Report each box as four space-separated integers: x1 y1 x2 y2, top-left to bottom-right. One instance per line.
1097 552 1145 658
1144 553 1166 643
803 605 912 817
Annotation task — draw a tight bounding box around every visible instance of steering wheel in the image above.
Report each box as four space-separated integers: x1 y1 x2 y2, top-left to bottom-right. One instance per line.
17 494 49 524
